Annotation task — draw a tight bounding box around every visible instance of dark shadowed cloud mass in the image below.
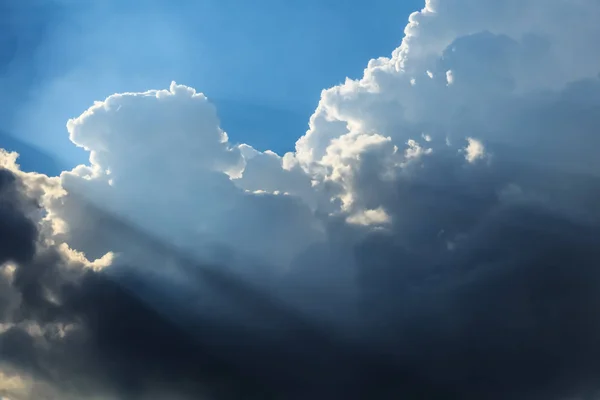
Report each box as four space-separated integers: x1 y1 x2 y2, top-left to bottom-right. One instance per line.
3 0 600 399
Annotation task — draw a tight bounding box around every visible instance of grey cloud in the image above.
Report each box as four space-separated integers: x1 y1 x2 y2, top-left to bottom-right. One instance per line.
6 124 600 400
0 167 277 399
346 147 600 399
0 166 401 399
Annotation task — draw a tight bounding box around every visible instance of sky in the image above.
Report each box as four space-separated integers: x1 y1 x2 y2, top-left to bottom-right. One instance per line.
3 0 600 399
1 0 421 175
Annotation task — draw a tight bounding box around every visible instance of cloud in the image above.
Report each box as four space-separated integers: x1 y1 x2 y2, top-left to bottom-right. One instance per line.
46 82 324 270
464 137 486 163
3 0 600 399
0 164 358 399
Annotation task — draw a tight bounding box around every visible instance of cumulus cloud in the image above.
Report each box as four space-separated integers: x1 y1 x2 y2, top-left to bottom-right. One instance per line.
48 82 324 270
3 0 600 399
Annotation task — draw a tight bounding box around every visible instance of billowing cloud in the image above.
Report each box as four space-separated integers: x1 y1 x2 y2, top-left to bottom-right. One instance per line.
45 83 324 270
3 0 600 399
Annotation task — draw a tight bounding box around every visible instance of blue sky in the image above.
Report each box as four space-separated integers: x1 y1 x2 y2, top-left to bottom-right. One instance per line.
1 0 422 175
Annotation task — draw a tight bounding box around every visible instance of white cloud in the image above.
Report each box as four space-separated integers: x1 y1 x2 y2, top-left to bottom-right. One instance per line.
233 144 320 210
464 137 486 163
445 70 454 85
43 82 324 270
56 243 115 271
346 207 391 226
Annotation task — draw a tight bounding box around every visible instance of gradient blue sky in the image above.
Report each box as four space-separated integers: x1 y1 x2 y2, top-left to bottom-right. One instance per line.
1 0 422 175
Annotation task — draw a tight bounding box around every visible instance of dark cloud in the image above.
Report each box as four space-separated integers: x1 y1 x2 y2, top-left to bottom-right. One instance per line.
347 140 600 399
6 136 600 400
0 166 417 399
0 168 37 265
4 84 600 400
0 167 282 399
357 208 600 398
